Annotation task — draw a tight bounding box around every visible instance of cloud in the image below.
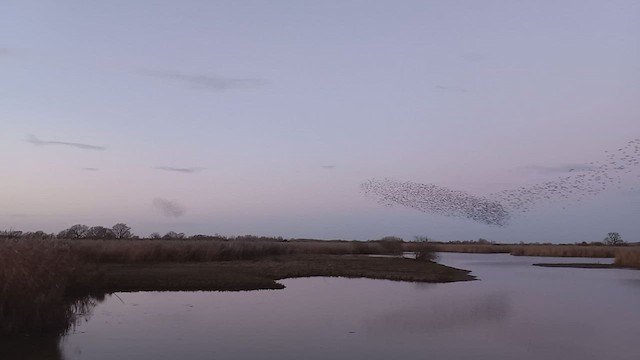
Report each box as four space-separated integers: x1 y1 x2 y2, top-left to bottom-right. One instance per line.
155 166 203 174
153 198 185 217
82 167 99 171
139 70 267 91
363 292 509 335
0 48 11 56
435 85 468 93
7 213 31 218
321 165 337 169
27 135 107 151
521 164 596 175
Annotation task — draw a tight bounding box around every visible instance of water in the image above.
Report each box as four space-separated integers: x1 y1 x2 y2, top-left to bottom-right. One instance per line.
5 253 640 359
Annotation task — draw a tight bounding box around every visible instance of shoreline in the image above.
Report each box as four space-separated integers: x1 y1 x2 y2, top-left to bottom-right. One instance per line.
532 263 629 269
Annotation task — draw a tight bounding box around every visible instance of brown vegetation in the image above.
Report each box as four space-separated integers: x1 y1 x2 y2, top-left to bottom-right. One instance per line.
614 249 640 268
509 245 620 258
425 243 514 254
424 242 636 259
0 239 99 335
67 238 411 263
99 255 474 292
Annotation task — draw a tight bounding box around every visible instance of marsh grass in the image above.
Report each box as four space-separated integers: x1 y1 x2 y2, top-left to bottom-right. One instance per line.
615 249 640 268
509 245 620 258
0 239 98 335
68 238 406 264
425 243 514 254
423 243 633 258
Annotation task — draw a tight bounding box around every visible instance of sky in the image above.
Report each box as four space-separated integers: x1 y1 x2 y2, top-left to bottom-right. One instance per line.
1 1 639 243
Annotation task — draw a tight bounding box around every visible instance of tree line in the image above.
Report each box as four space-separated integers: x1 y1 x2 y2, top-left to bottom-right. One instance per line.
0 226 628 245
0 225 283 241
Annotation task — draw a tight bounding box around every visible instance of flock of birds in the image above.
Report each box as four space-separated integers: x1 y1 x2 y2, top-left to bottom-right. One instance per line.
362 138 640 227
361 179 511 226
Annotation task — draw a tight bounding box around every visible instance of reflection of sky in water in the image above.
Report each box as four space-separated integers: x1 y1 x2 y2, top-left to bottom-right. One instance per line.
51 254 640 360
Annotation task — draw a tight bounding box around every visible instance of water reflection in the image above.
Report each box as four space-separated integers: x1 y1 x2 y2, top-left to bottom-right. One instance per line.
363 292 510 335
621 278 640 288
0 295 102 360
0 335 63 360
8 254 640 360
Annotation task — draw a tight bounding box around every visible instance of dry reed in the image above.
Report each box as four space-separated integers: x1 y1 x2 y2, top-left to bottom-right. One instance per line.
423 243 514 254
509 245 619 258
68 239 406 263
0 239 96 335
615 249 640 268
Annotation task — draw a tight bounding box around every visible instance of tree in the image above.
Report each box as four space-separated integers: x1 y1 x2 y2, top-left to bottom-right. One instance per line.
413 237 439 262
58 224 89 239
604 232 624 246
162 231 185 240
149 232 162 240
1 228 22 239
86 226 115 239
112 223 132 239
378 236 403 254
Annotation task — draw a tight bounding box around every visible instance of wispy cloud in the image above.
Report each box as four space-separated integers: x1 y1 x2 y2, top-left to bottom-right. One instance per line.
155 166 203 174
7 213 31 218
153 198 185 217
435 85 468 93
321 165 337 169
521 164 597 175
82 167 99 171
0 48 11 56
139 70 267 91
27 135 107 151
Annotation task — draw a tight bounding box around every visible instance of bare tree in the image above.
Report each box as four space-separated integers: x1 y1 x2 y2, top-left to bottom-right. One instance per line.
87 226 115 239
149 232 162 240
162 231 185 240
413 237 439 262
1 228 23 239
58 224 89 239
604 232 624 246
111 223 132 239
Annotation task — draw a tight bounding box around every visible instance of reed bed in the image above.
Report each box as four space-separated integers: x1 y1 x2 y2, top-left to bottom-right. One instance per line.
509 245 619 258
424 243 514 254
71 240 288 263
420 243 629 258
615 249 640 268
68 239 406 263
0 239 96 335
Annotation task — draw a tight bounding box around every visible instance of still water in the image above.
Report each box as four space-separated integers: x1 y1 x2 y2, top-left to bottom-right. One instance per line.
11 253 640 359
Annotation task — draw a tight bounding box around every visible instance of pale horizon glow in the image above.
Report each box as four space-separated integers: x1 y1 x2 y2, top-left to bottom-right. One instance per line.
1 1 639 242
